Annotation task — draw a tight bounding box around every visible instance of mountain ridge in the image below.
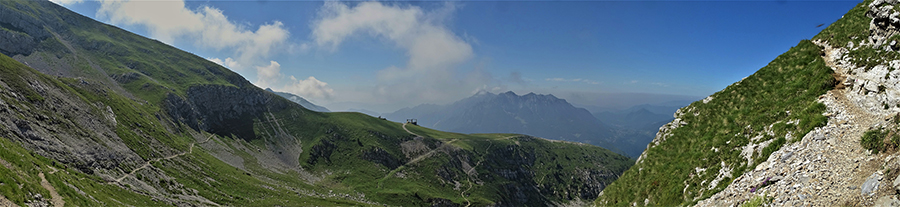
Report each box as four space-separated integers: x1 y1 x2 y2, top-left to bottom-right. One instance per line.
383 91 625 151
265 88 331 112
385 91 683 158
0 0 634 206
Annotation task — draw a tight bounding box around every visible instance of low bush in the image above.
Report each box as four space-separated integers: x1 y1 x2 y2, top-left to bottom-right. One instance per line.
861 128 888 153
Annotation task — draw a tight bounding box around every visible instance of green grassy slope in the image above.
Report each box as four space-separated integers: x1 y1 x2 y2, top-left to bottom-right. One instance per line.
0 0 634 206
0 136 166 206
596 40 835 206
0 49 366 206
594 1 880 205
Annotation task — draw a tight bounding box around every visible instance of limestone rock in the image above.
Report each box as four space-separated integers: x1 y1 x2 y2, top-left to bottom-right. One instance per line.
863 172 884 196
875 195 900 207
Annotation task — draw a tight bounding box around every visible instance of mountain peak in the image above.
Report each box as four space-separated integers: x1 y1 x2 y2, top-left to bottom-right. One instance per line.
474 89 493 96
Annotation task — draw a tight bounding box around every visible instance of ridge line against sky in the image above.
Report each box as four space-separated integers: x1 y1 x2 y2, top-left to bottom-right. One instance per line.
50 0 860 112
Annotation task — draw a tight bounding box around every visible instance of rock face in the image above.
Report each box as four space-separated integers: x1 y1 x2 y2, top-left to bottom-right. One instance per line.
0 1 51 57
165 85 291 140
0 68 144 177
868 0 900 50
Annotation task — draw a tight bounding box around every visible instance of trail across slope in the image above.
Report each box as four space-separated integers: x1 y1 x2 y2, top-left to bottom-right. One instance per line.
696 41 885 206
114 134 215 183
38 171 64 207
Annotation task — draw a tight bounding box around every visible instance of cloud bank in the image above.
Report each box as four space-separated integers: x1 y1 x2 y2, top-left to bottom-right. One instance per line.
96 0 289 70
206 57 240 69
254 61 335 100
285 76 334 99
311 1 492 105
546 78 600 85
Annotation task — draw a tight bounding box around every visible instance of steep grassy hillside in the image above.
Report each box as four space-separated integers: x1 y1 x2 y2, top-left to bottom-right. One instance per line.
596 40 835 205
595 1 876 206
0 0 633 206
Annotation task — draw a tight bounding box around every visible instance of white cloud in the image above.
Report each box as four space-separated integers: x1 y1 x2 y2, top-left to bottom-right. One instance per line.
546 78 600 85
49 0 83 6
252 61 335 100
624 80 668 87
96 0 289 70
547 78 566 82
206 57 240 69
311 1 485 104
508 71 528 85
284 76 334 99
207 57 222 65
312 1 472 71
255 61 281 88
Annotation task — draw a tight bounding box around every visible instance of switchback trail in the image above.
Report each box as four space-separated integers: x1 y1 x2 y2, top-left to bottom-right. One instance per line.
399 123 488 206
379 124 458 185
114 134 215 183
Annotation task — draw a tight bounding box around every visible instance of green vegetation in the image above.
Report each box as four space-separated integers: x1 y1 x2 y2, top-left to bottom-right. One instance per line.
740 194 771 207
814 0 873 48
597 40 834 206
267 107 634 206
847 47 900 70
0 0 636 206
0 53 45 103
861 128 887 153
0 136 166 206
860 126 900 154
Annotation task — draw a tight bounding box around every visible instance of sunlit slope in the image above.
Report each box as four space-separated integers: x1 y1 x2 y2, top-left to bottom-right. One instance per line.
596 39 836 205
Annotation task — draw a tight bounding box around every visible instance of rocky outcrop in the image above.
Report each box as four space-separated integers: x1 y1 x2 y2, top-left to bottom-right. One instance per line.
0 2 51 57
164 85 291 140
0 67 144 178
635 107 689 163
868 0 900 50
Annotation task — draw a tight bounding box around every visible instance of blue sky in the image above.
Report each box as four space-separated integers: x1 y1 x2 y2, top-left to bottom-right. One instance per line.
53 0 861 112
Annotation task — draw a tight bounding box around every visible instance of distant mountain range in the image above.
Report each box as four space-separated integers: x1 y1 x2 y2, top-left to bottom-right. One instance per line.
383 91 612 155
266 88 330 112
383 91 691 158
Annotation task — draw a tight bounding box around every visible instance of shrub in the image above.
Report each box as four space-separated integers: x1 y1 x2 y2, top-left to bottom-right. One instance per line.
861 129 886 153
740 194 770 207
